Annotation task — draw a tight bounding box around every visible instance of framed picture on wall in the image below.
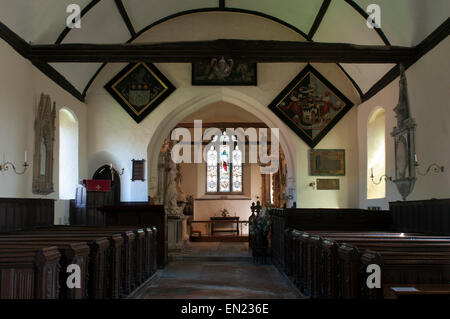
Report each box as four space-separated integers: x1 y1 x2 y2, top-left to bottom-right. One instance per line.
192 58 257 86
268 64 354 148
310 149 345 176
131 159 145 181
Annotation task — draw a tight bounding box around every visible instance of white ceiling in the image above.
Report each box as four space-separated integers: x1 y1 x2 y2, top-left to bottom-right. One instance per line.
0 0 447 97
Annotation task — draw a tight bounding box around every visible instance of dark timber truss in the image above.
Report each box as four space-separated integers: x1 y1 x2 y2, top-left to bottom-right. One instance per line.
0 0 447 103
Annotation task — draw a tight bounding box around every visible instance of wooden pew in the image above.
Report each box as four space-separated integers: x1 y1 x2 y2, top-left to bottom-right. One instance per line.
0 241 89 299
21 228 135 297
19 230 124 299
359 248 450 299
0 224 158 299
0 198 157 299
303 232 450 299
33 225 157 294
327 236 450 299
100 203 167 268
269 208 393 271
285 230 450 299
49 225 157 285
271 201 450 300
0 235 110 299
0 247 60 299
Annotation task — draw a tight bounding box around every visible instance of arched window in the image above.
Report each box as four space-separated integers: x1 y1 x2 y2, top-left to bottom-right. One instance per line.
206 131 242 193
59 108 79 200
367 108 386 199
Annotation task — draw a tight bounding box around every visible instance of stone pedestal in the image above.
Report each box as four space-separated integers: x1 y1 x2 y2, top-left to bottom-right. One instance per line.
183 216 192 241
168 215 188 251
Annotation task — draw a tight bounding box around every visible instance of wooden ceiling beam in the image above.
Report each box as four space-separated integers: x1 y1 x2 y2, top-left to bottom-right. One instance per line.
28 39 415 64
114 0 136 38
308 0 331 40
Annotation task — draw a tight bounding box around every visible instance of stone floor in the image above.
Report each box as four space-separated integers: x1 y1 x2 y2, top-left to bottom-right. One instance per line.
133 242 302 299
169 241 251 261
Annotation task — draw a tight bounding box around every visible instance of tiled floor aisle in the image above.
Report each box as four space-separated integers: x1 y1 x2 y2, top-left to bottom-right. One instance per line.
134 242 302 299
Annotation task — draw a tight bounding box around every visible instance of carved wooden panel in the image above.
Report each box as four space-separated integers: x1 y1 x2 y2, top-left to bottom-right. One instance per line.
0 198 54 232
32 93 55 195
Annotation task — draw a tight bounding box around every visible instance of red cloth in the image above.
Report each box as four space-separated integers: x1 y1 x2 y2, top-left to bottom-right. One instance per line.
86 179 111 192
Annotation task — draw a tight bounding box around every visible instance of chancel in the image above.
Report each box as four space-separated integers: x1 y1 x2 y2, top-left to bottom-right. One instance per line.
0 0 449 303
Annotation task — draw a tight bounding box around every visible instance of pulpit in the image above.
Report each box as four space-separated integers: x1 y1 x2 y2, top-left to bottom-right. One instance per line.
70 180 114 225
70 179 168 268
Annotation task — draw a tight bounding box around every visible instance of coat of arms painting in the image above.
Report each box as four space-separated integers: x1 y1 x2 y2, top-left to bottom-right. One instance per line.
268 64 354 148
105 63 175 123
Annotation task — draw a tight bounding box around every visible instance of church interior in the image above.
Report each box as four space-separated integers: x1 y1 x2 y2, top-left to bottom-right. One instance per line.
0 0 449 302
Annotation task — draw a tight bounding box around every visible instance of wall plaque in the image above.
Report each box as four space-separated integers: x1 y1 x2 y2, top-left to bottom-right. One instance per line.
316 179 340 190
132 159 145 181
391 65 416 200
310 149 345 176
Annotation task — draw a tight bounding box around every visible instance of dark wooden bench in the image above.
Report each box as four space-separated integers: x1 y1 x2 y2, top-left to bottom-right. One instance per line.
288 231 450 299
0 246 60 299
40 226 152 292
0 229 136 299
0 241 89 299
30 225 157 296
12 230 125 299
0 198 159 299
0 234 111 299
270 208 393 271
49 226 157 283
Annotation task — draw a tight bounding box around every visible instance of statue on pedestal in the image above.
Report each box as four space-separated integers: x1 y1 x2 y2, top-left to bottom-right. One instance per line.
164 160 182 216
176 163 186 203
155 137 170 205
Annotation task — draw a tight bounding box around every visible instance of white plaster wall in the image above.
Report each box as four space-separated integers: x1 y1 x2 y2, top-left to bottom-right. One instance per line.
0 38 88 224
180 161 261 233
358 37 450 209
86 12 361 208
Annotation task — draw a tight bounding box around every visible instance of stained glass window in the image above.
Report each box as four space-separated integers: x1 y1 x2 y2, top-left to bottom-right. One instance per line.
206 132 243 193
206 146 217 192
232 146 242 192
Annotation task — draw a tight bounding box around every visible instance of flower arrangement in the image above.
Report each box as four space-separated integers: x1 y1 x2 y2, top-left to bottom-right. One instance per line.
250 202 273 235
220 208 230 217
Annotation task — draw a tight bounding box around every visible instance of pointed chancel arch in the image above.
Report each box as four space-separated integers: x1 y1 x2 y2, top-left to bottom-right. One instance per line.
146 89 297 206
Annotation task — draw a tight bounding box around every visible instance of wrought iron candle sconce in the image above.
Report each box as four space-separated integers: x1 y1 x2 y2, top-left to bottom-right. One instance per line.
414 158 444 176
0 152 29 175
369 167 392 185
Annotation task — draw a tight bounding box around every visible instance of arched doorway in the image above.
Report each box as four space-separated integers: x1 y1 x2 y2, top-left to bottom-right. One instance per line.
146 92 297 249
